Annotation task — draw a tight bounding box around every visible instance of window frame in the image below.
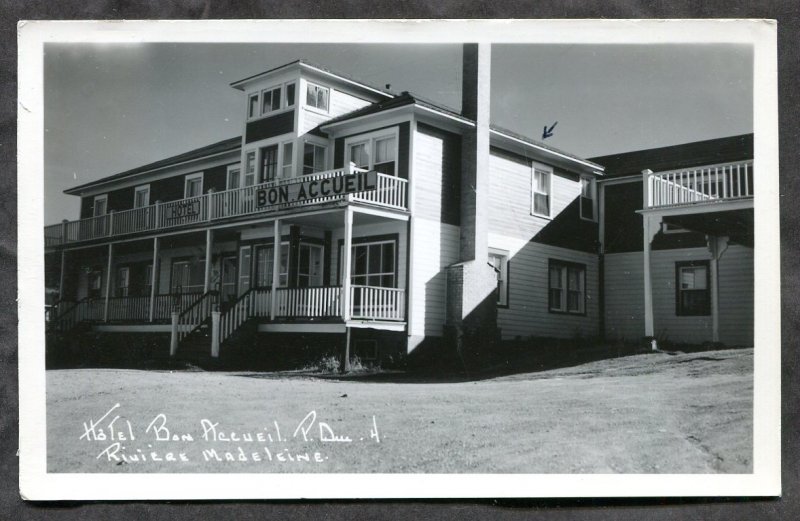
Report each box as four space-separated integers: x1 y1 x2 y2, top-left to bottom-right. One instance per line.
488 248 510 308
169 256 206 294
246 81 297 121
184 172 204 199
337 236 399 288
92 194 108 217
302 141 328 175
344 128 399 176
133 185 150 208
531 167 553 218
548 259 587 316
579 176 598 222
305 81 330 113
226 164 242 191
675 260 711 316
116 266 130 297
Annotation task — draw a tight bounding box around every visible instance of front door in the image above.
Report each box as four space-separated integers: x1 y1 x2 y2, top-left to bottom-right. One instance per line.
220 255 237 304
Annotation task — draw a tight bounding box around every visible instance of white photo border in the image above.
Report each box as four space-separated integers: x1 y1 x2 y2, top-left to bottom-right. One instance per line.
17 18 780 500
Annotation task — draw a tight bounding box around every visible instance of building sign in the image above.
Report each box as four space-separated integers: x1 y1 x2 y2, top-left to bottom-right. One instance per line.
256 171 377 208
167 200 201 221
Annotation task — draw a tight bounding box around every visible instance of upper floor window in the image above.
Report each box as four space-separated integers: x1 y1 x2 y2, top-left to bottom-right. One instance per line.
93 194 108 216
489 249 509 307
133 185 150 208
580 176 597 221
532 168 551 218
346 129 398 176
549 260 585 314
303 142 327 175
184 173 203 198
245 151 257 185
247 82 296 120
676 261 710 316
282 142 294 179
227 164 242 190
306 82 329 112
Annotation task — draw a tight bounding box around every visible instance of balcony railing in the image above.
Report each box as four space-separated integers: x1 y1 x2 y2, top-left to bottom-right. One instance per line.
45 168 408 247
645 160 753 209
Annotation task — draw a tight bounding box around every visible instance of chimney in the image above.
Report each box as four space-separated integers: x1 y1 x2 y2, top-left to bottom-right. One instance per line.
460 43 491 263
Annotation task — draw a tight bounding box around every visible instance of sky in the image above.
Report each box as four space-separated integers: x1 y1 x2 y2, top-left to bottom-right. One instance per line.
43 42 753 224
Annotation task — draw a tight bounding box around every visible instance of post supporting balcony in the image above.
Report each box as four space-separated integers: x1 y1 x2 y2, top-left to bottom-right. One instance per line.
149 237 160 322
270 218 281 321
103 243 113 322
203 229 213 293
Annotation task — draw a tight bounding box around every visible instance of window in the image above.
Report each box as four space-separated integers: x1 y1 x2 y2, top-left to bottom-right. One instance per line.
261 86 282 115
238 246 251 294
93 194 108 216
285 82 296 107
184 173 203 198
532 168 551 217
88 269 103 299
254 243 289 288
116 267 130 297
282 142 294 179
134 185 150 208
580 176 597 221
297 243 323 287
259 144 279 183
248 94 259 118
170 258 206 293
345 130 398 176
549 260 586 314
303 143 327 175
488 249 509 307
244 151 257 186
343 240 396 288
227 165 241 190
676 261 710 316
306 82 329 112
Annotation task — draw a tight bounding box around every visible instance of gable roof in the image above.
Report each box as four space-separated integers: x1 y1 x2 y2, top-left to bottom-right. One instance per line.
590 134 753 178
64 137 241 195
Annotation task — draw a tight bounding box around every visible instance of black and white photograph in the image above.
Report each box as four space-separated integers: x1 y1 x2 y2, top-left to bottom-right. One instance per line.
17 19 780 500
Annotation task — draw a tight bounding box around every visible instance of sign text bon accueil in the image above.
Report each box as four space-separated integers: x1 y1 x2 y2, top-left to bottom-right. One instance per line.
256 171 377 208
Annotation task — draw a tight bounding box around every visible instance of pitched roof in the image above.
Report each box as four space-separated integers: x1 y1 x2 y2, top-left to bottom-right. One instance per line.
64 137 241 194
590 134 753 178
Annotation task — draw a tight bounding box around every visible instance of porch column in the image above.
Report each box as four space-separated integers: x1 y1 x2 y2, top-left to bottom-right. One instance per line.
708 235 730 343
103 243 113 322
204 229 213 293
149 237 160 322
642 215 660 341
270 219 281 320
341 207 353 321
58 249 67 300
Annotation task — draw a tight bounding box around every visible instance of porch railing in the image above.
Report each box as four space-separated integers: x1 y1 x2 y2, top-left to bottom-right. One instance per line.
274 286 342 318
177 291 218 342
349 286 405 321
45 167 409 247
645 160 753 209
219 287 272 344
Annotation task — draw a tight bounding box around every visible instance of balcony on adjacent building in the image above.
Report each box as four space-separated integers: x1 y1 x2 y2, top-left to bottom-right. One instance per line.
45 167 408 248
644 160 753 210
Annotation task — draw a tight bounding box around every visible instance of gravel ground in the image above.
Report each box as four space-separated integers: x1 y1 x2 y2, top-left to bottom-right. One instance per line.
45 348 753 474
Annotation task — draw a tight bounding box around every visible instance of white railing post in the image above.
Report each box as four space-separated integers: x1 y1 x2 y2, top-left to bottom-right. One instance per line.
271 219 281 320
211 310 220 358
207 190 215 221
170 311 179 356
154 200 161 230
107 210 115 237
342 207 353 321
642 169 653 209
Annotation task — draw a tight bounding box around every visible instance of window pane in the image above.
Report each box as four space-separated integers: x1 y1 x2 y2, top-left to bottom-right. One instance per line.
534 193 549 216
375 137 395 162
282 143 293 178
382 243 395 273
262 90 272 114
549 266 562 288
534 171 549 193
228 169 240 189
354 245 367 275
681 266 707 289
271 88 281 110
314 145 326 170
286 83 295 106
549 289 562 310
350 143 369 168
567 291 581 312
249 95 259 118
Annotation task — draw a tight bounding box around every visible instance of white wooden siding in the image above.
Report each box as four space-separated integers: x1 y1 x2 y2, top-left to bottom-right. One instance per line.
299 84 371 135
489 234 599 340
488 149 581 239
413 127 457 222
408 218 461 338
604 245 753 346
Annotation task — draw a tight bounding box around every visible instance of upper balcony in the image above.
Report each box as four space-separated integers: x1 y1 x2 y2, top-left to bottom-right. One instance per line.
45 167 408 248
644 160 753 211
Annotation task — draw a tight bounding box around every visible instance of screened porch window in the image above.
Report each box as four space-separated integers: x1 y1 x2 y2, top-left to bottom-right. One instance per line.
343 240 396 288
170 259 206 294
254 243 289 288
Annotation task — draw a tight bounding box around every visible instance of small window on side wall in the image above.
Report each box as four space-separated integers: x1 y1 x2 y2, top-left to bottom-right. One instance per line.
675 261 710 316
488 249 509 307
548 260 586 314
532 168 551 218
306 82 329 112
580 176 597 221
